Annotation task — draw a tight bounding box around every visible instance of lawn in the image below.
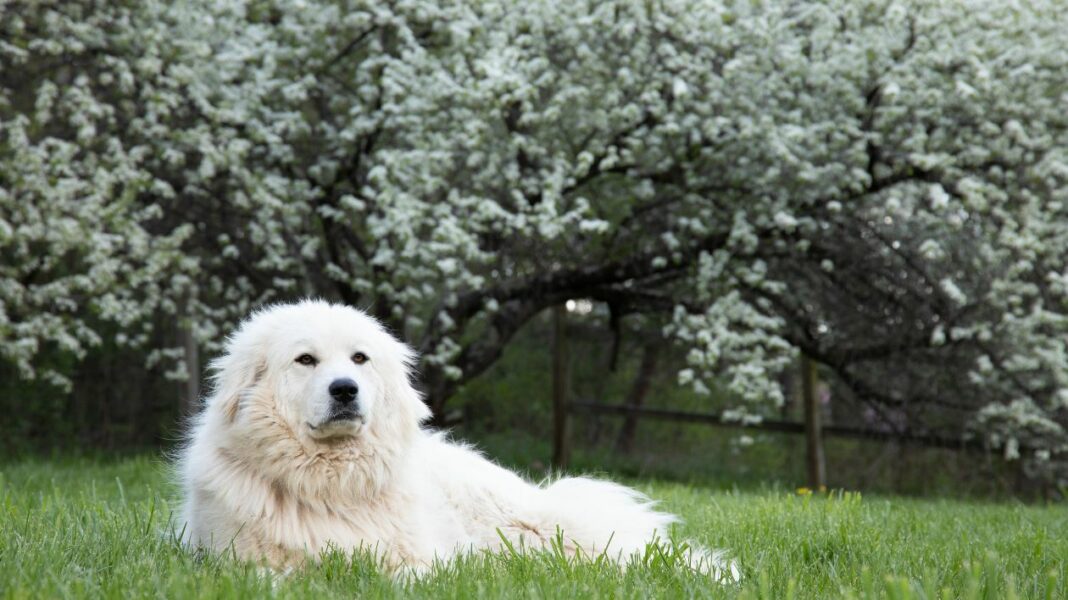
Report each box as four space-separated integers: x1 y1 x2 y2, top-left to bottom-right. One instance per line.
1 454 1064 599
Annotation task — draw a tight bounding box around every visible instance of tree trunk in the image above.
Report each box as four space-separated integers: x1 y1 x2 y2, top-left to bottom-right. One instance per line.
551 305 571 470
421 370 449 428
419 297 550 427
802 355 826 489
615 343 659 453
180 304 201 417
780 360 798 420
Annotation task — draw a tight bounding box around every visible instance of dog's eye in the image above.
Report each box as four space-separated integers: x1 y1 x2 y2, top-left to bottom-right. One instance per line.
352 352 369 365
295 353 318 366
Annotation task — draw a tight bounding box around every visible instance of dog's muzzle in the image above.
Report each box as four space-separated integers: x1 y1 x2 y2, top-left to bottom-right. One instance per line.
308 378 364 437
327 377 361 421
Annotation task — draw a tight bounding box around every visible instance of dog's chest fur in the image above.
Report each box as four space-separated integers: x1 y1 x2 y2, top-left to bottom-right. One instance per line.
187 442 479 571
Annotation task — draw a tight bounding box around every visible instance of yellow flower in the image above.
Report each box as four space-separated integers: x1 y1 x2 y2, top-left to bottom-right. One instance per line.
796 487 813 496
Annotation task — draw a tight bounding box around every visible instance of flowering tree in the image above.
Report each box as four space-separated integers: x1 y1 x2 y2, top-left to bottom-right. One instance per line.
2 0 1066 474
0 1 198 389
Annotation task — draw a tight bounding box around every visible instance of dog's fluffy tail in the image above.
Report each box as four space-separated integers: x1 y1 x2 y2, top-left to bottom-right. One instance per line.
537 477 740 582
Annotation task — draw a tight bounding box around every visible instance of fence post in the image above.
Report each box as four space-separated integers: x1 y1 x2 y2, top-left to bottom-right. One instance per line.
802 354 826 489
551 304 571 470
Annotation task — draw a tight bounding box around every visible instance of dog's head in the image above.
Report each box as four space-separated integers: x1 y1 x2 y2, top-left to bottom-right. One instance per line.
205 300 430 451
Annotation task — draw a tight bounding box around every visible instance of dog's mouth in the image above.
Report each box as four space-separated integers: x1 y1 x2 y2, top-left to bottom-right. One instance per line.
328 407 361 423
307 412 364 438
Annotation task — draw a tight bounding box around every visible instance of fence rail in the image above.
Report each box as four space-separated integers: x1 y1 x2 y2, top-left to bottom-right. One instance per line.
570 401 996 453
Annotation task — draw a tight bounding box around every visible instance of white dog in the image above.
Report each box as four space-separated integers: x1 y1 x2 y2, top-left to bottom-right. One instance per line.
178 300 735 578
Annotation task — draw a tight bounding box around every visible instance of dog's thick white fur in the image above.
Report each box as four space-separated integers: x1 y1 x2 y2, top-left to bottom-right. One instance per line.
178 300 735 578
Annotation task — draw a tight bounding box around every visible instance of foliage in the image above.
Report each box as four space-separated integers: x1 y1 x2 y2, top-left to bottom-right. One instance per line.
1 0 1066 474
1 455 1065 599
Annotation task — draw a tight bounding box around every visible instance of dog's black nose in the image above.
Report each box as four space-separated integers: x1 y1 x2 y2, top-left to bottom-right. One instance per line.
329 378 359 404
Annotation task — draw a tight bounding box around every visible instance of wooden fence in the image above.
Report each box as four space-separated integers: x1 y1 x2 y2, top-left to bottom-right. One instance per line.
568 401 990 451
558 400 1001 487
546 305 1007 487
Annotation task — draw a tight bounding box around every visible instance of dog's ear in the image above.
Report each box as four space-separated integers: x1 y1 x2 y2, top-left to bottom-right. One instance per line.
380 340 432 427
207 342 265 424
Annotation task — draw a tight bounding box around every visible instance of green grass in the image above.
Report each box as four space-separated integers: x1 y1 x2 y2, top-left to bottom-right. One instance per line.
1 455 1064 599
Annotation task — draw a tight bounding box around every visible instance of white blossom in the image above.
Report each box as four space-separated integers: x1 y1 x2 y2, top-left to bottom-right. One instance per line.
1 0 1066 473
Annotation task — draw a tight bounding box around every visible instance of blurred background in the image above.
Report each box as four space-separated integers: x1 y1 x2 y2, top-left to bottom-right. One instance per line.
1 0 1066 499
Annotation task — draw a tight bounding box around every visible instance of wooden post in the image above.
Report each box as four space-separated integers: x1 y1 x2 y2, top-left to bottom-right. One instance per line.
802 355 826 489
551 304 571 470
